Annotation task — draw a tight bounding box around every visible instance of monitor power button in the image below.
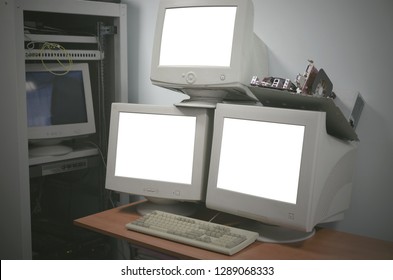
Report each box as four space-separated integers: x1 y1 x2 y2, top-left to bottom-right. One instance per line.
185 72 196 84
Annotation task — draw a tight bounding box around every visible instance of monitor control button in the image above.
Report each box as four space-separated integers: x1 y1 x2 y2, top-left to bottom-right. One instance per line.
185 72 196 84
143 188 158 193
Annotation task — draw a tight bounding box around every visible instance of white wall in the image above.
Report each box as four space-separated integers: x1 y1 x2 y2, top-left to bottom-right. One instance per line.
126 0 184 104
124 0 393 242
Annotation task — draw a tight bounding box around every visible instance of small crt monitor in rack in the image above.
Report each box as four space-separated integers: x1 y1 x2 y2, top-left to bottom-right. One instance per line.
26 63 95 157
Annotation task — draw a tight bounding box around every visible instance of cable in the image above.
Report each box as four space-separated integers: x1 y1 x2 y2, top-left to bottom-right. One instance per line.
96 23 108 159
85 141 107 169
39 42 73 75
96 23 111 211
208 212 221 222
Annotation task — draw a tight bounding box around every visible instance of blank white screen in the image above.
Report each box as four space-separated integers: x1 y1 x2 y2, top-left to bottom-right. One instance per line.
160 6 237 67
217 118 305 204
115 112 196 184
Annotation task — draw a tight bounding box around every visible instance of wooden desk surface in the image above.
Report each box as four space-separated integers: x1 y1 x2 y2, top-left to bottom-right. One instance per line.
75 201 393 260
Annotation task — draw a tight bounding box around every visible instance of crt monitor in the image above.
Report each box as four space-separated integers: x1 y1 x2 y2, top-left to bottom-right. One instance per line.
26 63 95 157
105 103 213 215
206 103 358 242
150 0 268 107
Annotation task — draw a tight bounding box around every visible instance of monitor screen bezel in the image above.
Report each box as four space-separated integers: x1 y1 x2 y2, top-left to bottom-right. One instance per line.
105 103 213 202
206 103 326 231
25 63 96 141
150 0 254 89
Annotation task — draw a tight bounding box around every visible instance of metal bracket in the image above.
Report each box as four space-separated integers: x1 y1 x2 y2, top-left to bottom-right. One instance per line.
99 24 117 36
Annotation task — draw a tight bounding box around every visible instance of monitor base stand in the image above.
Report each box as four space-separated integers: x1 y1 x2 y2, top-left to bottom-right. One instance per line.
29 144 73 157
175 97 222 109
175 88 230 108
136 198 199 217
175 85 265 108
238 221 316 243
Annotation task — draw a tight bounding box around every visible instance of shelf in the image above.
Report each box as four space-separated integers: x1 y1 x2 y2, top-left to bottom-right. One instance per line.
29 146 99 166
25 34 98 44
28 147 101 178
248 86 359 141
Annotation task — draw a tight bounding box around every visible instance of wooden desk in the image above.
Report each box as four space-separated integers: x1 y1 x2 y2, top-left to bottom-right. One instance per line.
74 201 393 260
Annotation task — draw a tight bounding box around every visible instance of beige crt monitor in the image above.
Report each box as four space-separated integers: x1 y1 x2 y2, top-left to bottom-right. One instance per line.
105 103 213 215
150 0 268 107
26 63 95 157
206 103 358 243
